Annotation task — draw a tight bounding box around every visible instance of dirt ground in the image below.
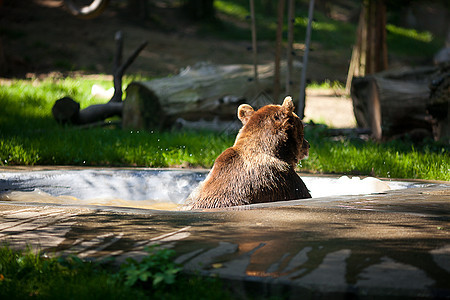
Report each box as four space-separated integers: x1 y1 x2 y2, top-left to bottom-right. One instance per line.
304 90 356 128
1 0 356 128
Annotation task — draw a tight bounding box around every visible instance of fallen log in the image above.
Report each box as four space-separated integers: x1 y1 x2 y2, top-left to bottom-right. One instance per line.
123 61 301 129
52 97 123 125
52 32 147 126
351 66 440 140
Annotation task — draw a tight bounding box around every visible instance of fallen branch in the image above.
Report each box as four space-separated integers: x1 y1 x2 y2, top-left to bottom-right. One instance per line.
52 32 147 125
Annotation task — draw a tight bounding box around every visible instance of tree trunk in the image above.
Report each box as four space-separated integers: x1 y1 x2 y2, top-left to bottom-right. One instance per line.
351 66 440 140
428 65 450 143
285 0 295 95
273 0 285 101
123 62 300 130
346 0 388 93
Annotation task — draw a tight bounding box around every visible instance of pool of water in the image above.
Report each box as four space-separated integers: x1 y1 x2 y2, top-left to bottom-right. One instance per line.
0 169 425 210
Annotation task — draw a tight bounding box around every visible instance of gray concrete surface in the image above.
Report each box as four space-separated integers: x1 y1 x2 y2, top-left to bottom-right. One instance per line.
0 169 449 299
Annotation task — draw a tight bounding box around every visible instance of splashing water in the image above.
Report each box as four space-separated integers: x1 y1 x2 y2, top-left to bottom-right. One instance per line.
0 169 419 210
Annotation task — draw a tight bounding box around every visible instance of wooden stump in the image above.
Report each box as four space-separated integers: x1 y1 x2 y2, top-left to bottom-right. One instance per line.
52 97 81 124
351 66 441 140
52 96 123 125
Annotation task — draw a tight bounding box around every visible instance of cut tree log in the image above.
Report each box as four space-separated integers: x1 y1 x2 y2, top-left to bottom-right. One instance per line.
123 61 301 130
351 66 445 141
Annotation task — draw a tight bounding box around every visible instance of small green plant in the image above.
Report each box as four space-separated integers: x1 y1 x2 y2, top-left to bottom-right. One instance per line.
0 245 146 299
118 246 181 288
0 244 232 299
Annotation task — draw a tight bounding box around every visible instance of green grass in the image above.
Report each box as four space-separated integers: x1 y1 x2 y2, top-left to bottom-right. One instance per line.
0 77 449 181
0 245 231 300
303 127 449 180
0 77 233 167
306 80 344 90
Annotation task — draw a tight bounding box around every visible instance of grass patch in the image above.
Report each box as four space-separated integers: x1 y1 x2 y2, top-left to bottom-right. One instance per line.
0 76 230 167
303 127 449 180
0 245 231 300
0 77 449 181
307 80 344 90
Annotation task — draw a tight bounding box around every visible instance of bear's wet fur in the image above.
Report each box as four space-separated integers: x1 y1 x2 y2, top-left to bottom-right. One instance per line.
185 96 311 209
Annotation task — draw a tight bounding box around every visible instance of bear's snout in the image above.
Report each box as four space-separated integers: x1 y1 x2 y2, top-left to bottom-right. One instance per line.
300 139 309 159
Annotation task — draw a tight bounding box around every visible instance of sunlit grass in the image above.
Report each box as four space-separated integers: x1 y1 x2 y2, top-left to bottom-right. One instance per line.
386 24 433 43
215 0 249 20
294 16 337 32
0 77 232 167
386 24 442 57
0 77 448 180
0 127 230 167
307 80 344 90
302 132 449 180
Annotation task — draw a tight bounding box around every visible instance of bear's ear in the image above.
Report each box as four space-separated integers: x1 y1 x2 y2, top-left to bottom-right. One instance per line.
238 104 255 125
282 96 295 112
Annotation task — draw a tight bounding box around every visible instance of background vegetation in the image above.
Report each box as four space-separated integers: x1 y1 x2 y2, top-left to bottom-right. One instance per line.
0 245 231 300
0 77 448 180
0 2 448 299
209 0 444 58
0 1 448 180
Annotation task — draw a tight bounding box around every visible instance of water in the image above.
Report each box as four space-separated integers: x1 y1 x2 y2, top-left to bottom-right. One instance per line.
0 169 421 210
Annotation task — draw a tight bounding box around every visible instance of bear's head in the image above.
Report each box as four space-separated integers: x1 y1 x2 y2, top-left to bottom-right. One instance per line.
234 96 309 166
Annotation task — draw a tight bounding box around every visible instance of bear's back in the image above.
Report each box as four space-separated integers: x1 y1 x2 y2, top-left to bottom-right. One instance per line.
187 148 310 209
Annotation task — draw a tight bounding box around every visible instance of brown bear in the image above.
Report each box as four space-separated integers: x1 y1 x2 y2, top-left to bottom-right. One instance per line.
184 96 311 209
